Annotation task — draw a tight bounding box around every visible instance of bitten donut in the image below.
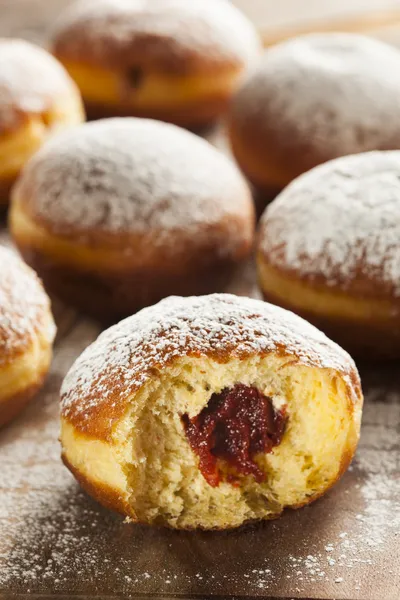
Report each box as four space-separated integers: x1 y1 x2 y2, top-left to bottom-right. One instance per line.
60 293 362 529
0 246 56 427
10 118 255 320
228 33 400 193
50 0 261 128
257 151 400 358
0 39 84 206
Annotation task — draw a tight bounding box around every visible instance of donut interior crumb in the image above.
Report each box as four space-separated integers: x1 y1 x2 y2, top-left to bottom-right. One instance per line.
62 354 357 529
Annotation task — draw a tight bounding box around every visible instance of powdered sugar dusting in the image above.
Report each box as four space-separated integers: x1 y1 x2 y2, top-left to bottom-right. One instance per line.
61 293 358 434
0 38 77 133
18 118 252 244
52 0 261 72
234 33 400 159
0 245 55 366
259 151 400 294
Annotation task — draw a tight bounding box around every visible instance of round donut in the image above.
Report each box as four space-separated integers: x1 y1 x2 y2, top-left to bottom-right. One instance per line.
60 293 362 529
0 246 56 427
257 150 400 358
0 38 84 206
10 118 255 320
50 0 261 128
228 33 400 194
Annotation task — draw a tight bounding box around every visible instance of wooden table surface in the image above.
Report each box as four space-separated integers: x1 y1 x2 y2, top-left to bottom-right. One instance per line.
0 2 399 600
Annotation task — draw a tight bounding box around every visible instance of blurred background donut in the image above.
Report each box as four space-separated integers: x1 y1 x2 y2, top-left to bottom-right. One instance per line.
0 38 84 206
10 117 255 321
228 33 400 195
50 0 261 128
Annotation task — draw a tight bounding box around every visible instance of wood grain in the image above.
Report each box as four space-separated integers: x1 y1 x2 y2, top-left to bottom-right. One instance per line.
0 2 399 600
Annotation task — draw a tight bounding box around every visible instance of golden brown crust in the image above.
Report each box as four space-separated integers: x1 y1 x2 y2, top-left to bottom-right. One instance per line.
0 369 49 428
61 452 134 518
51 0 260 78
13 202 254 275
257 249 400 358
260 287 400 359
228 113 314 192
258 250 400 306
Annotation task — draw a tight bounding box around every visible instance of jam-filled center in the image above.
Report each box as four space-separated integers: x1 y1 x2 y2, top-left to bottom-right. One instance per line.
181 384 287 487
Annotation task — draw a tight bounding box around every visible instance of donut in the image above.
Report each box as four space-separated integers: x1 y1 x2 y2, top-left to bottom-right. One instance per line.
0 246 56 427
257 150 400 359
0 39 84 206
10 118 255 320
228 33 400 194
50 0 261 128
60 293 362 529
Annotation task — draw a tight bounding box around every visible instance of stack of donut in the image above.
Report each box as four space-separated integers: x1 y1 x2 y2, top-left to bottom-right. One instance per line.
6 0 400 530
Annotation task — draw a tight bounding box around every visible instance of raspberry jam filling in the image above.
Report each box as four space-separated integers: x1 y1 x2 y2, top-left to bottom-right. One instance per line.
181 384 287 487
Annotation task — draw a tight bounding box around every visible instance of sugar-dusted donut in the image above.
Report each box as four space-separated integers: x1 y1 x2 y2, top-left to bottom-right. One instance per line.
0 39 84 206
60 293 362 529
257 150 400 358
228 33 400 193
10 118 255 320
0 246 56 427
50 0 261 128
